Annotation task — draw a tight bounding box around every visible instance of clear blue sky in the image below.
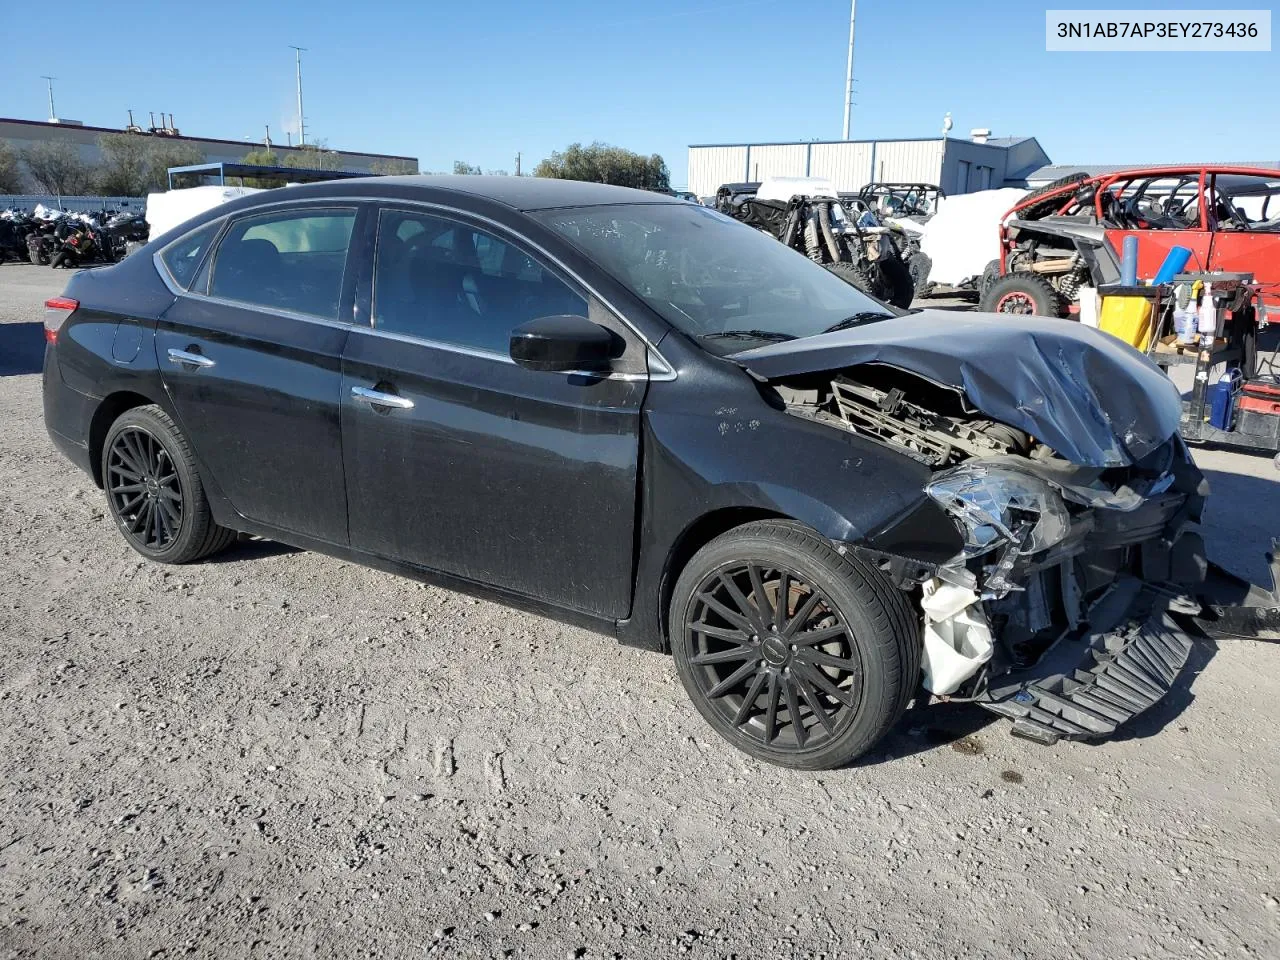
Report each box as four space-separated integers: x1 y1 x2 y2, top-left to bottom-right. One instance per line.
6 1 1277 186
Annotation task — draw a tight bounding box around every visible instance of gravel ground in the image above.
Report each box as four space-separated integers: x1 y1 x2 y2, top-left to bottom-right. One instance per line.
1 262 1277 960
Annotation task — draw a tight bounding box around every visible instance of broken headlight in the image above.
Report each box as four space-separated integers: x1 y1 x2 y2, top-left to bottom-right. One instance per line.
925 463 1071 558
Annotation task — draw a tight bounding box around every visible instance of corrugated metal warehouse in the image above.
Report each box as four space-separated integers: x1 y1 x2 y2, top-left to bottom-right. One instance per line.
687 134 1051 198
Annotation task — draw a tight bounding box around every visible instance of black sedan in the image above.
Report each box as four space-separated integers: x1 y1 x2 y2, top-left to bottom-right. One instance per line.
40 176 1257 769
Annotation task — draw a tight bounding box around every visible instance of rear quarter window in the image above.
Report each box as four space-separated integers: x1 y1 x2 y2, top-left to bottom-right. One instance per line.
158 220 222 289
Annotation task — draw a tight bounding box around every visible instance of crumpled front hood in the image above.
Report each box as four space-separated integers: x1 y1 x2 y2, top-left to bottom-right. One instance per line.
733 310 1183 467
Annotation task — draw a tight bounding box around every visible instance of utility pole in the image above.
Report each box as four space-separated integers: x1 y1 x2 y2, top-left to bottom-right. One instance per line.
841 0 856 140
515 152 521 177
41 76 57 121
289 45 307 146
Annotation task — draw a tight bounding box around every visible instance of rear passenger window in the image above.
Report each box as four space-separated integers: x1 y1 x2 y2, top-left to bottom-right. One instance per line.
372 209 587 354
159 220 221 289
209 209 356 320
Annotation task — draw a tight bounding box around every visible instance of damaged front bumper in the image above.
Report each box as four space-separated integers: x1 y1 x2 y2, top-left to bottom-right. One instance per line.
976 579 1196 745
862 450 1280 746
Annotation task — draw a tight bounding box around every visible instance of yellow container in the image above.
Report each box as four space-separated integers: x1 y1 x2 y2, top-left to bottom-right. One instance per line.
1098 295 1153 351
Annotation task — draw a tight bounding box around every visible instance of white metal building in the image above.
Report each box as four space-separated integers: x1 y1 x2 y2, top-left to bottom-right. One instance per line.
687 134 1050 198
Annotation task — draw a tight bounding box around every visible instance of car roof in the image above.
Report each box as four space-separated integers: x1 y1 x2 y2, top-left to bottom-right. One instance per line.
288 175 684 212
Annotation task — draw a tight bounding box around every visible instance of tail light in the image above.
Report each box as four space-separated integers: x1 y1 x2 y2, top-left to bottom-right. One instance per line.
43 297 78 344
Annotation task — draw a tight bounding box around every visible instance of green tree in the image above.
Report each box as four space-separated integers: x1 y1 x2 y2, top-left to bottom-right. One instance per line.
453 161 482 176
0 139 22 193
534 142 670 192
235 148 280 188
283 141 343 171
21 141 93 195
95 134 206 195
369 157 419 176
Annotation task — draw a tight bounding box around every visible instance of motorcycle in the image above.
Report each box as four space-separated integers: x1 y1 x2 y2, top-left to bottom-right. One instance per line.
49 219 102 269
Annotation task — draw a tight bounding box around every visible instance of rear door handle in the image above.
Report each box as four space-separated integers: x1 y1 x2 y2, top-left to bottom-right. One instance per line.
351 385 414 410
167 348 215 369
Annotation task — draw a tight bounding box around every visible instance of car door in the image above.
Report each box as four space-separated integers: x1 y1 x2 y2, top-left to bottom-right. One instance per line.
1102 172 1211 280
340 205 648 618
155 203 362 544
1206 172 1280 309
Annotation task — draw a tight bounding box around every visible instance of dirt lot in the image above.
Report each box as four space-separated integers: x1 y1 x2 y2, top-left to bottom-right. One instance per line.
1 263 1277 959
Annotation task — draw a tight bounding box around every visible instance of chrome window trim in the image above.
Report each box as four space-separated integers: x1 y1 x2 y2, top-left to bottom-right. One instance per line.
175 288 356 330
153 214 231 296
151 192 679 382
152 192 680 378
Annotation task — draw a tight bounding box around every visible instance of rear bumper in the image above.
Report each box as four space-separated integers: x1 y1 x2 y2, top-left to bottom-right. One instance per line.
42 350 96 481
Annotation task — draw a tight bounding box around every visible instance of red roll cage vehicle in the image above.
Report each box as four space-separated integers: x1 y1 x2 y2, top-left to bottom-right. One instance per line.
979 165 1280 317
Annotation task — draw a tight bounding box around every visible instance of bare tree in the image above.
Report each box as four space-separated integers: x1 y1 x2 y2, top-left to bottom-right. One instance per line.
21 141 93 195
0 139 22 193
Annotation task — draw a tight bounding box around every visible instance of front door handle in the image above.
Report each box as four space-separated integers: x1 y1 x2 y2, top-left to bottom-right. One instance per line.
167 348 215 369
351 385 415 410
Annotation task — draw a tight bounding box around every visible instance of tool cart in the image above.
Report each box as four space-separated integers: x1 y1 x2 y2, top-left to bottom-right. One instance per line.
1135 272 1280 461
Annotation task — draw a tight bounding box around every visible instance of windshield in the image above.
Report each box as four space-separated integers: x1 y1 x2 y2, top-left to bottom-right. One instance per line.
533 203 893 354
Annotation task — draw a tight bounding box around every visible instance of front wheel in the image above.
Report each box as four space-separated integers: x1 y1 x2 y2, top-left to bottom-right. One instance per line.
670 520 919 770
102 405 237 564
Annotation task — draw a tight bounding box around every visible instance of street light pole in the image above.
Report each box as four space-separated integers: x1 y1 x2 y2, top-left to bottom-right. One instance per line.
289 45 307 146
41 75 57 121
841 0 856 140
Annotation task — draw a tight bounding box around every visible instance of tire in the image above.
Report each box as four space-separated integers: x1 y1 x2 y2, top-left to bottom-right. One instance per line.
101 405 237 564
28 243 47 266
1015 172 1090 221
50 251 68 269
824 260 886 301
876 252 915 309
906 251 932 298
978 271 1064 317
980 259 1002 297
670 519 919 770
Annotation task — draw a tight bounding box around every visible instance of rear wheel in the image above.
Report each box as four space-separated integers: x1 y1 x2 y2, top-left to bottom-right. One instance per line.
102 405 237 564
979 271 1064 317
670 520 919 769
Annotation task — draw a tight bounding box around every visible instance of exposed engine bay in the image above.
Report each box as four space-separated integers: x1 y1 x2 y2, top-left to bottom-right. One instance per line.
771 363 1214 744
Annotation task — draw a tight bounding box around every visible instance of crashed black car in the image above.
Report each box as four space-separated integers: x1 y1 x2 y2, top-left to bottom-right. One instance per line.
41 177 1273 769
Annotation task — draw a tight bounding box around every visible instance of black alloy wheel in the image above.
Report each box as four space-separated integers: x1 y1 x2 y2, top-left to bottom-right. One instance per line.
106 426 184 551
671 520 917 769
683 562 863 753
101 405 237 564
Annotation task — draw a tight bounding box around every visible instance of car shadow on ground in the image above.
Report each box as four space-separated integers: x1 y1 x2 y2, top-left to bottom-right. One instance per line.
0 322 45 377
203 535 302 564
861 696 1002 764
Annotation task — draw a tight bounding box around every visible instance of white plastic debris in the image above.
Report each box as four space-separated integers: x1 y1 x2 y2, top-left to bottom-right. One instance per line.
920 187 1028 286
920 579 994 695
145 185 265 241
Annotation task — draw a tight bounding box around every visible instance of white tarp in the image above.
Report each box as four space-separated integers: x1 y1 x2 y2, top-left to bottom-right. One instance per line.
754 176 839 202
920 187 1028 286
145 185 264 241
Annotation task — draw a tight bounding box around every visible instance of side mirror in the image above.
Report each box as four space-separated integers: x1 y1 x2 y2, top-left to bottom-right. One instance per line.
510 315 618 372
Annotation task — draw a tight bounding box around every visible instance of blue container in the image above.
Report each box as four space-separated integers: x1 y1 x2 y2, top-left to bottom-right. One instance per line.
1120 235 1139 286
1208 368 1243 431
1152 246 1193 286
